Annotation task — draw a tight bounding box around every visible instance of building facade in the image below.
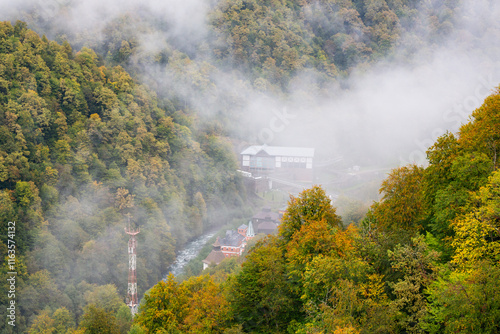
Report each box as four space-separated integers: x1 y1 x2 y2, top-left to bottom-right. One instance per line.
203 222 255 269
252 207 280 234
240 145 315 182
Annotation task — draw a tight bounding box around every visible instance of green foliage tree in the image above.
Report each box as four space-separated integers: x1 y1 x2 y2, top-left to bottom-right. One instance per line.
78 304 119 334
28 307 76 334
128 324 146 334
135 274 231 333
84 284 125 314
28 310 55 334
116 304 132 334
52 307 75 334
228 236 301 332
370 164 427 234
388 235 440 333
424 261 500 334
424 134 492 248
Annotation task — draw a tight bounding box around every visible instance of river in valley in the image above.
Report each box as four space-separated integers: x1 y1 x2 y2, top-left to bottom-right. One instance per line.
166 231 216 277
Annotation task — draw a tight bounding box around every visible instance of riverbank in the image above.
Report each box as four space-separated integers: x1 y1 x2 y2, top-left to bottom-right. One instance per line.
165 231 217 277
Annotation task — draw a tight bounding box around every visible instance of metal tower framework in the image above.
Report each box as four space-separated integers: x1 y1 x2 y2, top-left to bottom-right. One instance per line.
125 222 140 316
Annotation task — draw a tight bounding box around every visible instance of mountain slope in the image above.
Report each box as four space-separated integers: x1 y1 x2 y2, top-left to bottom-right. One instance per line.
0 21 246 332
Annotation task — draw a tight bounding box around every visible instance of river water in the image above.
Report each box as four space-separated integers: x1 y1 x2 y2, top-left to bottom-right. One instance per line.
166 232 216 277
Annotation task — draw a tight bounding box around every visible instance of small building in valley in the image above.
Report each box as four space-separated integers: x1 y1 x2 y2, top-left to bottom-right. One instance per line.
257 219 278 235
240 145 315 182
219 229 245 257
203 221 256 270
252 207 280 225
252 207 280 235
202 238 226 270
202 207 282 270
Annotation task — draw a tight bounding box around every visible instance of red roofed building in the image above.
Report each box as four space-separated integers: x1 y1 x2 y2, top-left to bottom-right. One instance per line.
203 221 255 270
219 229 245 258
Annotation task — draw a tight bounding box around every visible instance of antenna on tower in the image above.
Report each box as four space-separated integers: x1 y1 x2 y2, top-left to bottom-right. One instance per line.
125 215 140 316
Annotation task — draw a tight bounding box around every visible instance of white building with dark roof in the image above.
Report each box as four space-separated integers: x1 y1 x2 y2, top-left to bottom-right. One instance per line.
240 145 314 182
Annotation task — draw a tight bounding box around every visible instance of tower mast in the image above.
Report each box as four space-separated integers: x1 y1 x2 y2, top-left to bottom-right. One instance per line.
125 218 140 316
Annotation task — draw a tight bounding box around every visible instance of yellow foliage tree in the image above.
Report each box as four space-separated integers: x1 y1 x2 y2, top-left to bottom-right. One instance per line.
370 164 427 233
452 170 500 270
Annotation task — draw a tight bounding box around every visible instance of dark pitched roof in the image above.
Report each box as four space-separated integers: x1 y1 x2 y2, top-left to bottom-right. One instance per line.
202 249 226 265
252 210 280 221
241 145 315 157
220 230 245 247
257 220 277 232
238 224 248 230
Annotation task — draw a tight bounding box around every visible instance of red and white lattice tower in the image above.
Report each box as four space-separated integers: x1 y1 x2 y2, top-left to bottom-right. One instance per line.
125 221 140 316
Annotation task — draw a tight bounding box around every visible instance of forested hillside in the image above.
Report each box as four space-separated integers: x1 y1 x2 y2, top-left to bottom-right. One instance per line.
7 0 498 160
209 0 455 87
133 87 500 333
23 0 468 90
0 21 246 333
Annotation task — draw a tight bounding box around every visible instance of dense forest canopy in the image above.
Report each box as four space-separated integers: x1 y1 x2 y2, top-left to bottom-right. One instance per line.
0 21 247 332
0 0 500 333
2 0 499 163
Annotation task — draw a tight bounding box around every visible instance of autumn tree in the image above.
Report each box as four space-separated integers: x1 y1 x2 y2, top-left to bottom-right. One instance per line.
135 274 190 334
451 170 500 270
295 226 395 333
28 310 55 334
228 237 302 333
278 185 342 244
424 261 500 334
285 220 357 295
78 304 119 334
459 87 500 168
135 274 231 333
369 164 427 234
388 236 440 334
28 307 75 334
